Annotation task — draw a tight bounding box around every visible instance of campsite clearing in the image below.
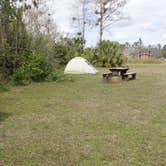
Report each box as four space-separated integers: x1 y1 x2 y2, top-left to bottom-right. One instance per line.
0 63 166 166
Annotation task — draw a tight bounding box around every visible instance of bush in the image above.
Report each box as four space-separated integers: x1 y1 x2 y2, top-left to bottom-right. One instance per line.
49 37 84 67
11 54 73 86
0 83 9 92
81 48 96 64
11 68 31 86
28 54 52 82
47 71 74 82
0 55 22 78
11 53 53 85
95 40 124 67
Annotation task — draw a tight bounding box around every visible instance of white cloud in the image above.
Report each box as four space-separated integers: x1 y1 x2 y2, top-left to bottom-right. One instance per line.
49 0 75 33
51 0 166 46
162 33 166 39
142 22 153 30
109 0 166 46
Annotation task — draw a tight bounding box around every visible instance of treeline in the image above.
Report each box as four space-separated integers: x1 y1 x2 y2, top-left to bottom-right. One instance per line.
123 38 166 58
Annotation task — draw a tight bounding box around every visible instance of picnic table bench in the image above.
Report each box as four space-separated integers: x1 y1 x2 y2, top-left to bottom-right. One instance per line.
122 72 136 81
102 72 112 83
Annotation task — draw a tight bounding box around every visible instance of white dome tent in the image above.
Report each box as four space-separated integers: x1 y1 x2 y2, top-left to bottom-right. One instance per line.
64 57 98 75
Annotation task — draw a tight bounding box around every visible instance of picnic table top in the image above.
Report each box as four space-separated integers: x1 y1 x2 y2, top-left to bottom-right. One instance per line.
109 67 129 71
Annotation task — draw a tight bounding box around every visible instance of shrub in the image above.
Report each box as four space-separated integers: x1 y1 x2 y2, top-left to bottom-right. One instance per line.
11 68 31 86
47 71 74 82
49 37 84 67
11 53 52 85
27 53 52 82
0 83 9 92
0 55 22 78
81 48 95 64
95 40 124 67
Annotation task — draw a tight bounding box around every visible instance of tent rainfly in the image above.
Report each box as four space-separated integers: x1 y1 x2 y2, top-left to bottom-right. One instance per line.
64 57 98 74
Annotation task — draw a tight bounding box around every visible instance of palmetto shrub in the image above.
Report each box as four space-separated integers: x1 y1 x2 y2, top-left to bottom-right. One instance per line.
95 40 124 67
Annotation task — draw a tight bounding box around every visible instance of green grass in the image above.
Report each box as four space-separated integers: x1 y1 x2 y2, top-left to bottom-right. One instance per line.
0 64 166 166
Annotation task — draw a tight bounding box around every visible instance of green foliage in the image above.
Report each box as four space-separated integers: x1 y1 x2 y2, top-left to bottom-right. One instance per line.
47 71 64 82
50 37 84 66
27 54 52 82
11 53 52 85
11 67 30 86
81 48 95 63
95 40 124 67
11 53 74 86
0 0 30 57
47 71 74 82
0 0 33 81
0 83 9 92
0 55 22 78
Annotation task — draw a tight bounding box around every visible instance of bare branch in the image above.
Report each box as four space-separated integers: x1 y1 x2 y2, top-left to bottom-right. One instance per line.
94 0 127 43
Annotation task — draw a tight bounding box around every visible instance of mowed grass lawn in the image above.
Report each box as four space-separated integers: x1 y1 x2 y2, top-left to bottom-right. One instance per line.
0 64 166 166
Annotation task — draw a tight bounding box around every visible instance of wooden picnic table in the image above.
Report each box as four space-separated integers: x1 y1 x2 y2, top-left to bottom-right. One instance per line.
109 67 129 76
103 66 136 83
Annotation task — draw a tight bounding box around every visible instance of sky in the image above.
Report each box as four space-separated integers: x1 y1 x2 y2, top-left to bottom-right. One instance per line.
50 0 166 47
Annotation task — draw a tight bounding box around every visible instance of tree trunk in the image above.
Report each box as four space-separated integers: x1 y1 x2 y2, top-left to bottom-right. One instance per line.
99 3 103 44
102 60 106 67
82 0 86 47
99 22 103 44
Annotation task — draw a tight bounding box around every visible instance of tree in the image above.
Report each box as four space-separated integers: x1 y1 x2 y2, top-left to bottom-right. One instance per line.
131 38 144 57
24 0 57 38
0 0 30 78
123 42 133 56
0 0 30 56
157 43 162 56
138 38 143 57
72 0 92 46
94 0 126 43
49 36 84 67
161 45 166 58
0 0 57 80
124 39 162 57
23 0 58 59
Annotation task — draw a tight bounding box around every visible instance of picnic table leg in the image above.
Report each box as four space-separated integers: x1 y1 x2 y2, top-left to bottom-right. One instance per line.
125 75 128 81
132 74 136 80
122 75 125 80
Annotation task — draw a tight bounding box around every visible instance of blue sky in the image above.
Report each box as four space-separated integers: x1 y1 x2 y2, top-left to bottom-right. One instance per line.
51 0 166 46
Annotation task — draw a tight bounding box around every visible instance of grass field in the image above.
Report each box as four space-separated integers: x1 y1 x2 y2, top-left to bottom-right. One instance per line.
0 64 166 166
